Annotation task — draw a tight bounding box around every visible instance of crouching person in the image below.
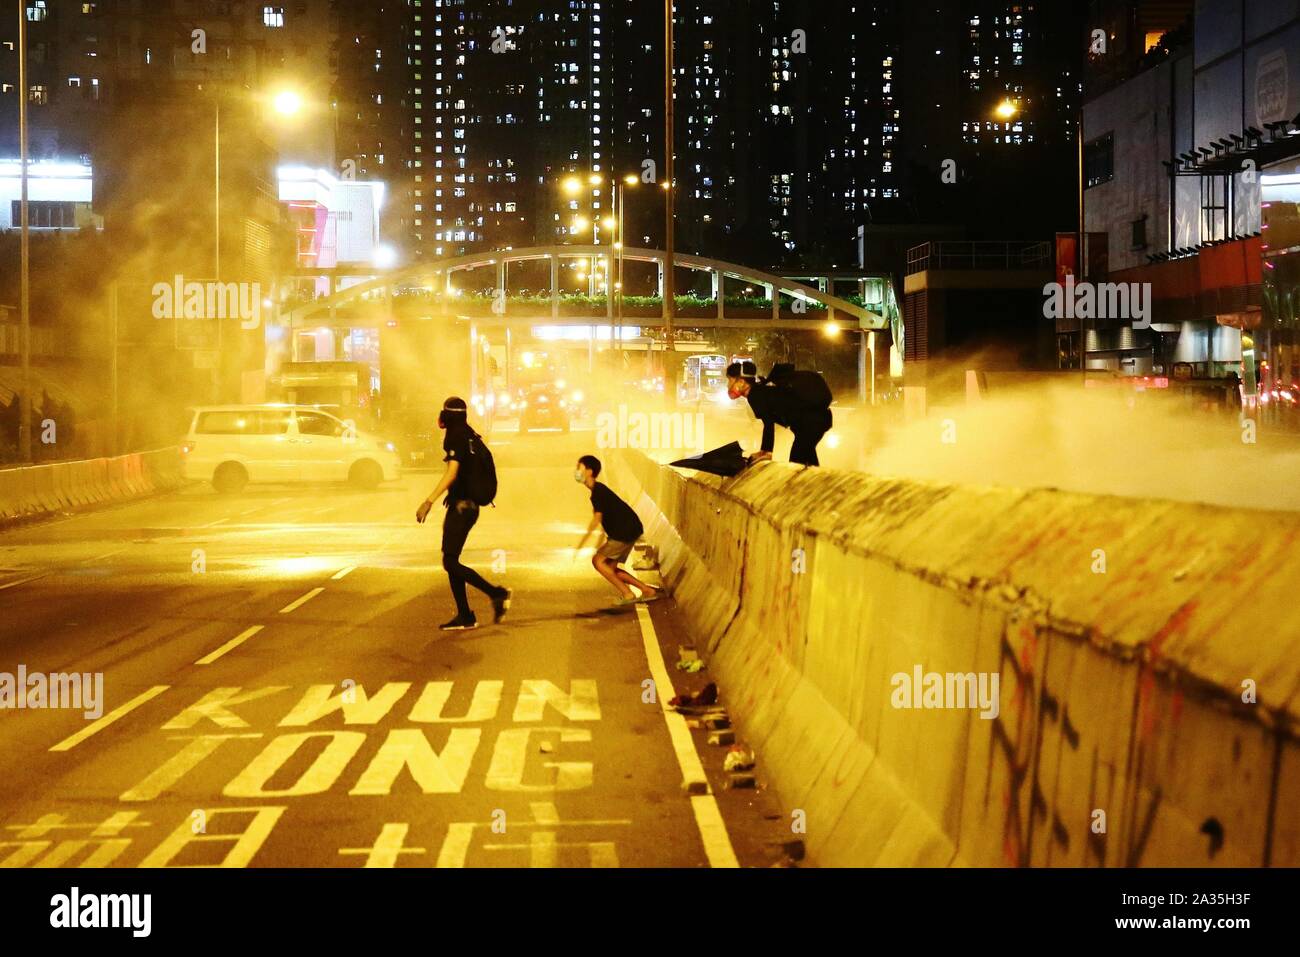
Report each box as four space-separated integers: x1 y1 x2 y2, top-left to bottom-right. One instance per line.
574 455 661 606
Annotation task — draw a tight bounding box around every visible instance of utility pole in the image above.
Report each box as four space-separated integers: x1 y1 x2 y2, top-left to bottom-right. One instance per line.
214 97 223 402
663 0 676 398
17 0 31 462
1077 100 1086 378
616 183 624 356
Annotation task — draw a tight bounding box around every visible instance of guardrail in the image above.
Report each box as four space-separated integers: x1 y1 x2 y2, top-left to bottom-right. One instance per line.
906 240 1052 274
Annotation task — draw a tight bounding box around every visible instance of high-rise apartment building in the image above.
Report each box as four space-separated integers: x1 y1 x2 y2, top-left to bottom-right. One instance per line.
334 0 415 250
405 0 608 260
0 0 340 280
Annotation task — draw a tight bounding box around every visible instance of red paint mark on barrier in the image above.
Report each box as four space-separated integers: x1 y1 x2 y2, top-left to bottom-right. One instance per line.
1149 600 1197 662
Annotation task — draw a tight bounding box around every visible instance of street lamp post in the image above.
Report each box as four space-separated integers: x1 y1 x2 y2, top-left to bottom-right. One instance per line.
994 94 1086 375
615 179 628 356
213 96 223 402
663 0 675 393
1077 100 1087 379
17 0 31 462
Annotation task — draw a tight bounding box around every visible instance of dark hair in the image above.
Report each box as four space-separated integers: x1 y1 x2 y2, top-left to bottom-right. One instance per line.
578 454 602 477
726 360 757 380
438 395 469 430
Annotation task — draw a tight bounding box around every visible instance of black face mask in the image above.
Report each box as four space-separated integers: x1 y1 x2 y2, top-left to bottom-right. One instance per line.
439 410 468 431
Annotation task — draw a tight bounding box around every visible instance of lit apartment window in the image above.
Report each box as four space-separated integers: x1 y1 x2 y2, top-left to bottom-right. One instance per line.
262 5 285 28
27 2 48 22
28 84 48 105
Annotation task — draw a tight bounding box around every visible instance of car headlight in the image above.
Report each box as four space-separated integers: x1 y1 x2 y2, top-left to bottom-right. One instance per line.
385 442 396 452
571 390 584 403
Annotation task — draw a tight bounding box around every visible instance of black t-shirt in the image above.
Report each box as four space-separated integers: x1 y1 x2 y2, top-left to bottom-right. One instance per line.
442 427 474 504
590 481 643 542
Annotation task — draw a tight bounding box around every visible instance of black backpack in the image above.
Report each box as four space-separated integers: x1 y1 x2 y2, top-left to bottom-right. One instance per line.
767 363 832 411
463 431 498 507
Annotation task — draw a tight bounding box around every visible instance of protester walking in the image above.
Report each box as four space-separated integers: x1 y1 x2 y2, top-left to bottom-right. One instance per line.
416 397 511 630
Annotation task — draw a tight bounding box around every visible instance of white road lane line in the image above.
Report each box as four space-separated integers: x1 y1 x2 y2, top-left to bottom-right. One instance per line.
633 603 739 869
331 565 357 580
49 685 170 753
279 587 324 614
86 547 128 564
0 575 45 591
198 518 228 529
195 625 264 666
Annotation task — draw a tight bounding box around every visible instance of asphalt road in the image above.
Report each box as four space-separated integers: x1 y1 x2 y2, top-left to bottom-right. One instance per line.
0 428 789 868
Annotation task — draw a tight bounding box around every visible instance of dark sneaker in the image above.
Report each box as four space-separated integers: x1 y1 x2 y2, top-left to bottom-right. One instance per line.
491 588 512 624
439 614 478 631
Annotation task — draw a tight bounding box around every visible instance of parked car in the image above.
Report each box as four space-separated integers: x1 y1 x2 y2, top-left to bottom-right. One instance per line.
391 408 441 469
181 405 402 493
517 384 572 433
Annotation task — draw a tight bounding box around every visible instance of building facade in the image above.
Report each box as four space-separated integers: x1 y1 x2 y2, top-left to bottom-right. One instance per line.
1081 0 1299 421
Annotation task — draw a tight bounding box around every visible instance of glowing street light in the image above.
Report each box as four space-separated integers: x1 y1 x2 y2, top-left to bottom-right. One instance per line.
562 176 583 196
273 89 304 118
994 98 1018 121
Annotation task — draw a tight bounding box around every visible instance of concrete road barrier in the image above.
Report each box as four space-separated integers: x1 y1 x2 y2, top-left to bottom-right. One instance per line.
0 466 35 520
609 449 1300 867
0 449 185 527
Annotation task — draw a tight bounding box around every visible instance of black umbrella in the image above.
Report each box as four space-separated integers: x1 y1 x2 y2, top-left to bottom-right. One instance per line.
670 441 749 477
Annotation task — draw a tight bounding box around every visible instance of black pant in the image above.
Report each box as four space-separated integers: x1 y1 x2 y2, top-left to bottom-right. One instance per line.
789 408 833 466
441 499 501 617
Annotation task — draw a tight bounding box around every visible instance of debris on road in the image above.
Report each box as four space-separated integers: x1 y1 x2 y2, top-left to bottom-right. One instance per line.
676 646 706 673
669 681 718 711
726 772 757 789
723 746 755 772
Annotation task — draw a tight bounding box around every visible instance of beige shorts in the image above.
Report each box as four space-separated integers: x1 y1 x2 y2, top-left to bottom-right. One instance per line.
597 538 635 564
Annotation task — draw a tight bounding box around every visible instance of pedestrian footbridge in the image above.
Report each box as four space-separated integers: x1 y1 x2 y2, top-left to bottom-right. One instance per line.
285 245 885 332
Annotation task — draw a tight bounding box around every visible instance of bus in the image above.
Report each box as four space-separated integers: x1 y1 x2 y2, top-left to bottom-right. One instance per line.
679 354 728 404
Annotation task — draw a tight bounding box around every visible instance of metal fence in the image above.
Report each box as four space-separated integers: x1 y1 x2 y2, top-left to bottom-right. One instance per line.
906 240 1053 274
0 323 63 357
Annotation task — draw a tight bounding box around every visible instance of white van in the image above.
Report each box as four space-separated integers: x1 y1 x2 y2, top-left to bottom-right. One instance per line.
181 405 402 492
